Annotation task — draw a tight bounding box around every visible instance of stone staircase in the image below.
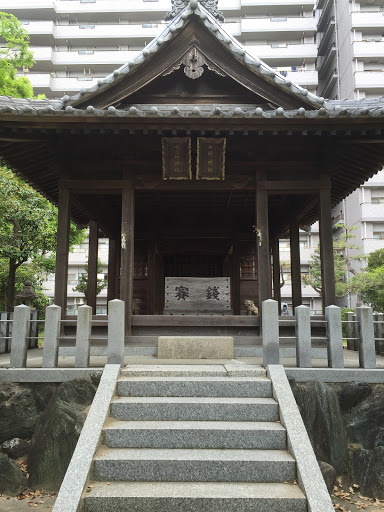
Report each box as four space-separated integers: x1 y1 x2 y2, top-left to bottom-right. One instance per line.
84 365 308 511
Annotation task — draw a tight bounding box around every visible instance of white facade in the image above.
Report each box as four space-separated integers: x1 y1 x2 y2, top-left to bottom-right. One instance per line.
0 0 318 98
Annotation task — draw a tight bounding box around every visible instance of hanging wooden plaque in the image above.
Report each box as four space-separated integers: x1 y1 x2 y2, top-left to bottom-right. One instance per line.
162 137 192 180
196 137 226 180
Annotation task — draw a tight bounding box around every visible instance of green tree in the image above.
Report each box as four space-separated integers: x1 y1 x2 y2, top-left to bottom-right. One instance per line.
348 249 384 312
302 224 363 298
73 259 107 298
0 167 85 312
0 12 43 98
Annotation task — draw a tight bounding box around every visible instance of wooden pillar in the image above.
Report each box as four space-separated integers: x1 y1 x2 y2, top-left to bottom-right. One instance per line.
232 237 241 315
86 220 99 315
272 238 281 314
256 188 271 307
107 238 117 303
319 185 336 308
54 188 71 316
290 220 302 312
148 239 157 315
120 186 135 335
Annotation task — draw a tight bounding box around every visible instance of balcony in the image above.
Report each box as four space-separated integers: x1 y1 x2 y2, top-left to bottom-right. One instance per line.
31 47 141 71
353 41 384 61
27 73 99 96
241 0 315 12
355 71 384 90
245 43 317 64
241 16 316 39
352 11 384 30
361 203 384 220
285 69 318 87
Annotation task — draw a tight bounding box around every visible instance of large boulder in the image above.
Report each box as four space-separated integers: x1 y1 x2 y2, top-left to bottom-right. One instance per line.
345 385 384 450
0 453 28 496
318 461 337 493
290 380 349 473
0 383 39 443
338 382 372 412
28 379 95 491
353 446 384 498
2 438 29 459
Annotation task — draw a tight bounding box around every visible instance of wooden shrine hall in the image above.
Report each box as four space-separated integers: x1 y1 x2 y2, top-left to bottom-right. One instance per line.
1 0 384 338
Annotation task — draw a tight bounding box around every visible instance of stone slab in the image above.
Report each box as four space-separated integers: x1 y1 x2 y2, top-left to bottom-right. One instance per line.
164 277 231 315
158 336 234 359
121 364 227 377
103 420 286 450
85 481 307 512
268 365 334 512
93 447 296 482
116 376 272 398
110 396 279 422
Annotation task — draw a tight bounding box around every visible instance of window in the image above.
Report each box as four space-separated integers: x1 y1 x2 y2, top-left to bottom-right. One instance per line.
79 24 95 29
78 50 94 55
68 274 77 285
80 0 96 3
271 17 287 22
96 306 107 315
77 76 93 81
371 197 384 204
373 231 384 240
271 43 287 48
279 241 290 251
142 23 158 28
240 253 257 279
282 272 292 284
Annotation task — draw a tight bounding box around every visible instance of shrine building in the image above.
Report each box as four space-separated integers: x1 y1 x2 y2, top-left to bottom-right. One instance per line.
1 0 384 339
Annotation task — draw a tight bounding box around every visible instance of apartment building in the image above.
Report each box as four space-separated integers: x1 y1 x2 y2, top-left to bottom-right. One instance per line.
0 0 318 98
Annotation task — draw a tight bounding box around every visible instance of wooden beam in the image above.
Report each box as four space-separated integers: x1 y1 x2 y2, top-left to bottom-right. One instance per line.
256 186 271 308
107 238 117 303
86 221 99 315
290 221 302 311
54 188 71 317
231 237 241 315
319 187 336 308
120 182 135 335
272 238 281 314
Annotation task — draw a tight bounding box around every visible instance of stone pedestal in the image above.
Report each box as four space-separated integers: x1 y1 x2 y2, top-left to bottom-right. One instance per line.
158 336 234 359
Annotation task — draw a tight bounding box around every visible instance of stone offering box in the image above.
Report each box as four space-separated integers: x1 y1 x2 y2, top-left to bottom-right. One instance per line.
164 277 231 315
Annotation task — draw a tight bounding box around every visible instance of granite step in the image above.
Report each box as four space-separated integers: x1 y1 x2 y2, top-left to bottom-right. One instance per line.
116 376 272 398
103 419 287 449
93 447 296 482
110 396 279 422
121 364 266 378
84 481 307 512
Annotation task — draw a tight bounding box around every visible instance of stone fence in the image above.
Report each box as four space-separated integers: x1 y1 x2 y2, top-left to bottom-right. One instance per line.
3 299 382 369
262 300 378 369
0 309 38 354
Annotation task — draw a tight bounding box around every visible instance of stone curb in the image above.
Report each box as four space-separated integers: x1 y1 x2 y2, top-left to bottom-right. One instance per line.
267 365 334 512
285 368 384 383
52 364 120 512
0 368 103 382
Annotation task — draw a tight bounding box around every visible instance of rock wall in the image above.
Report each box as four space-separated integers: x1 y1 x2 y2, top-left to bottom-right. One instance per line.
0 376 100 495
291 379 384 498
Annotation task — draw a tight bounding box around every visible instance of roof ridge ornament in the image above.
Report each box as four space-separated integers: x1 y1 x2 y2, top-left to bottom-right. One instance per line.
165 0 224 22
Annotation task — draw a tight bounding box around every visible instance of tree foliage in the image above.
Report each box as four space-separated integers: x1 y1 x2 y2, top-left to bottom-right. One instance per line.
348 248 384 312
0 12 44 98
0 166 85 312
73 259 107 298
302 224 363 298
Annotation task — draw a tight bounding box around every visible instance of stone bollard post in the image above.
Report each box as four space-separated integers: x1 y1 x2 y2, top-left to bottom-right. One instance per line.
356 306 376 369
42 305 62 368
262 299 280 366
0 312 10 354
108 299 125 365
325 305 344 368
377 313 384 355
345 312 354 351
75 305 92 368
9 305 31 368
295 305 311 368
